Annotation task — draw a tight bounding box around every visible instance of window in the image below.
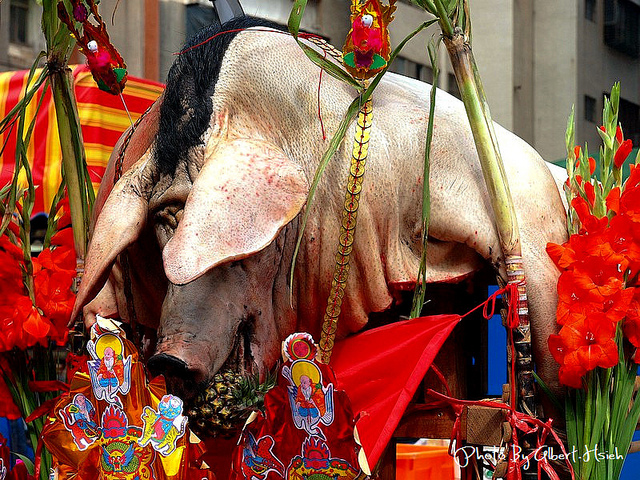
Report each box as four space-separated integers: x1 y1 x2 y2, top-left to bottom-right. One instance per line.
9 0 29 45
389 56 435 84
585 0 597 21
604 0 640 57
619 97 640 146
584 95 597 123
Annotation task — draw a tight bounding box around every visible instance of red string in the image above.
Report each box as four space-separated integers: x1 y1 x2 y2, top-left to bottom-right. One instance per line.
175 28 322 56
457 282 519 321
429 364 453 397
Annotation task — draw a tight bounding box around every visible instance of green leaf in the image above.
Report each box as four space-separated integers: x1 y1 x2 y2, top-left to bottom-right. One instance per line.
532 370 564 415
410 38 439 319
12 453 35 475
288 0 307 37
287 0 362 90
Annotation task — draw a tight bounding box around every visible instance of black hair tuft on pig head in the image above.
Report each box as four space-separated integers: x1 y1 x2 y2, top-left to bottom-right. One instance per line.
156 16 286 176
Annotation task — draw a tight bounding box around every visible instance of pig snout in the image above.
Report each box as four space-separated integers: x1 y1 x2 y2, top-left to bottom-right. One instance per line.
147 352 203 400
148 277 245 399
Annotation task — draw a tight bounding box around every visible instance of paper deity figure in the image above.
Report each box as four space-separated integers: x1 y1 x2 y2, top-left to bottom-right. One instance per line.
87 331 132 405
138 394 187 456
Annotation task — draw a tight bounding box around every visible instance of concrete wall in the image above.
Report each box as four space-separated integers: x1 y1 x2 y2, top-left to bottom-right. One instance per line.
101 0 147 79
534 0 579 161
513 0 535 145
159 0 188 82
470 0 515 131
577 0 640 153
0 1 9 72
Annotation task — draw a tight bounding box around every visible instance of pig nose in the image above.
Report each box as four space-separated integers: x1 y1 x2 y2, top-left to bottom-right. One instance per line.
147 353 204 400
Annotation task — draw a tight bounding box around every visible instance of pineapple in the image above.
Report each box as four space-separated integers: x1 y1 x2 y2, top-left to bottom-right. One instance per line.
187 370 276 438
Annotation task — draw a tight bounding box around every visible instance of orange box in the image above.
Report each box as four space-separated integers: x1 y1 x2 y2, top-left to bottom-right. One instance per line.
396 444 456 480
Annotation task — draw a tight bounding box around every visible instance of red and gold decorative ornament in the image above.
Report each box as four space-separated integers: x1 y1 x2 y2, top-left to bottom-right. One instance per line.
57 0 128 95
342 0 396 80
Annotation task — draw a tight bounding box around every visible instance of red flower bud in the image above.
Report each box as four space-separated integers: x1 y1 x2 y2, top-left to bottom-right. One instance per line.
614 139 633 168
616 125 623 144
574 145 581 159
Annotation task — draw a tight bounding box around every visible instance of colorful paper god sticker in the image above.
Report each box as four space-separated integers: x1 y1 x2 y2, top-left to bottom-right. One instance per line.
87 330 132 406
139 395 188 456
230 332 365 480
41 319 214 479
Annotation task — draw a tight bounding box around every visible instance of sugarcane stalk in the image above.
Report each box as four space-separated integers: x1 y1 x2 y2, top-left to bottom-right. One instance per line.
442 28 535 416
44 0 91 276
49 67 89 261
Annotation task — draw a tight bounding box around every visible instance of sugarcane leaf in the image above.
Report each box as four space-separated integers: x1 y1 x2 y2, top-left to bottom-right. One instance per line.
565 393 580 477
613 391 640 479
287 0 362 91
410 38 439 318
289 20 435 293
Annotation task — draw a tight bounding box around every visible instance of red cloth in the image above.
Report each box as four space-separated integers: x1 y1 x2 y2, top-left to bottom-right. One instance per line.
331 313 461 469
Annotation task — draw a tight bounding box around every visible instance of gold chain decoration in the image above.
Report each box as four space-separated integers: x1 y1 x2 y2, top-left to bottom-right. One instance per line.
306 36 345 63
318 98 373 363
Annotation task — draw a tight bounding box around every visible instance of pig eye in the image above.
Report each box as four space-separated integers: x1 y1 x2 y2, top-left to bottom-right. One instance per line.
154 204 184 247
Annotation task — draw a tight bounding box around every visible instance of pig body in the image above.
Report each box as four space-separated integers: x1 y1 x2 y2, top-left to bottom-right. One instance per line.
74 18 566 401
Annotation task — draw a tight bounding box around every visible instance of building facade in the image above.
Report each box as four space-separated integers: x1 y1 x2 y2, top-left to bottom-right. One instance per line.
1 0 638 161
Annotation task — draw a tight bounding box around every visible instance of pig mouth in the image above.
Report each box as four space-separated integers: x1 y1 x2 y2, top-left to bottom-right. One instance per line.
183 315 276 439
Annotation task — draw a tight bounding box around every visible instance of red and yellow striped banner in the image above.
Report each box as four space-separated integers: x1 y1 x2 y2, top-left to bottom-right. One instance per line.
0 65 164 214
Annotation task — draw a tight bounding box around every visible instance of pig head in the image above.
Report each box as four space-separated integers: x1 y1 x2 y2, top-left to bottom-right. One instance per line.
73 17 567 403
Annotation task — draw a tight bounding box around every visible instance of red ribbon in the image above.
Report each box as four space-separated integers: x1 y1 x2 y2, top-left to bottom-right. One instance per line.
427 390 575 480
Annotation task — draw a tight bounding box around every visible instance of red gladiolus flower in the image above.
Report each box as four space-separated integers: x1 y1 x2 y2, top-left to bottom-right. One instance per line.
627 165 640 190
602 287 636 323
560 314 619 367
623 295 640 349
588 157 596 175
558 356 589 389
616 125 624 144
607 187 621 214
572 258 626 302
584 181 596 207
608 214 640 280
35 244 76 273
572 196 608 234
547 242 576 270
556 271 590 325
614 139 633 168
19 297 52 341
0 377 21 420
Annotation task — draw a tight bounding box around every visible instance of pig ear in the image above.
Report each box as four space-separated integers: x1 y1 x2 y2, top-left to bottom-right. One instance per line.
72 154 154 319
163 139 309 285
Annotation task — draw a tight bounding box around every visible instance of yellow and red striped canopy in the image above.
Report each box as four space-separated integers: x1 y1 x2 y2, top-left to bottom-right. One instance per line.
0 65 164 214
